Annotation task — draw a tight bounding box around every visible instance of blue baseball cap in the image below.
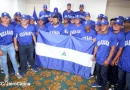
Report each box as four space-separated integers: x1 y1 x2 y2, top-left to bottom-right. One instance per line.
1 12 11 18
114 19 123 25
84 21 91 27
97 14 104 19
43 4 47 8
75 15 81 19
71 16 75 20
48 13 54 18
67 3 71 6
124 16 130 22
117 16 124 21
85 12 90 17
20 14 29 20
54 7 58 13
38 17 45 22
63 15 69 19
29 16 35 21
14 12 21 16
79 4 84 7
101 20 109 25
95 21 101 26
103 15 108 20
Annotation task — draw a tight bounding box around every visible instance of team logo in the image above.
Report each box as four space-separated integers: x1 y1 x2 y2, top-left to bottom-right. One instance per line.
4 12 7 15
59 50 69 59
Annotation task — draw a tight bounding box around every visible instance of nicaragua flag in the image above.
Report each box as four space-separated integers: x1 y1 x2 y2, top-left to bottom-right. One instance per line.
36 31 95 79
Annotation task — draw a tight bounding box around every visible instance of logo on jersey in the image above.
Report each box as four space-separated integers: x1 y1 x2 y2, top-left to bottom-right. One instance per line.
19 32 33 37
49 31 60 35
125 40 130 46
0 30 13 37
97 40 110 46
82 36 92 40
70 30 82 35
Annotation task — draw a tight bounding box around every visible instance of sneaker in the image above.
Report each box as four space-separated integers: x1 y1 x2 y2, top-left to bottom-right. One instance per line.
4 75 9 82
0 70 4 73
31 67 38 72
108 85 115 90
20 72 25 77
91 83 101 87
15 73 22 79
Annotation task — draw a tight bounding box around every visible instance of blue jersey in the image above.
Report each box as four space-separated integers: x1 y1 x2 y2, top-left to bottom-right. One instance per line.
96 31 117 65
11 19 21 26
14 24 36 45
0 24 14 45
46 22 53 28
81 29 96 41
35 24 47 32
108 26 114 32
63 10 75 22
118 31 130 72
70 24 85 38
61 24 71 35
39 10 51 24
75 11 86 23
47 24 63 35
111 31 125 60
83 20 95 29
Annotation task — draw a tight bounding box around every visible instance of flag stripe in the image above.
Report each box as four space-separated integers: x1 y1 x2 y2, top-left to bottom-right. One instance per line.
36 55 91 78
36 43 93 67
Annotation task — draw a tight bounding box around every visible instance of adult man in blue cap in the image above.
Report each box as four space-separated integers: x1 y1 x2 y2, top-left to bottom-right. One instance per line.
39 4 50 24
12 12 21 26
75 4 86 24
63 3 75 23
53 7 62 23
14 14 38 76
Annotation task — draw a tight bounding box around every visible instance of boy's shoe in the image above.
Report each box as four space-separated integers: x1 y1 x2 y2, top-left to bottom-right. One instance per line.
4 75 9 82
15 73 22 79
91 83 101 87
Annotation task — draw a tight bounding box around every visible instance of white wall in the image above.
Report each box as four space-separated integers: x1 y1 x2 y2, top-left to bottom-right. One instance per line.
17 0 26 14
106 0 130 20
50 0 107 21
0 0 18 17
24 0 50 17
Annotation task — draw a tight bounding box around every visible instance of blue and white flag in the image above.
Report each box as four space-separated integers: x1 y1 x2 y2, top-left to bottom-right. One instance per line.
36 31 95 78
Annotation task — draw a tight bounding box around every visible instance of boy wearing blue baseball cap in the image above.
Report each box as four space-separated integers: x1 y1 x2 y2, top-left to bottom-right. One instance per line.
91 20 117 90
95 21 101 35
47 15 63 35
108 19 125 90
97 14 104 22
46 13 54 28
117 17 130 90
81 20 96 41
35 17 47 35
0 12 22 82
69 15 85 37
62 15 71 35
29 16 36 25
39 4 50 24
14 14 38 76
